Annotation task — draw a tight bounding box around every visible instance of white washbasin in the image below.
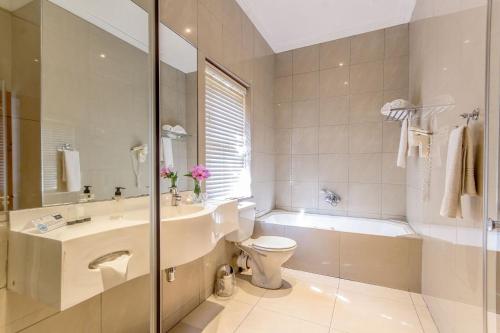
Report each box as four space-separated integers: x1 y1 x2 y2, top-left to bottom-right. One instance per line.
7 200 239 310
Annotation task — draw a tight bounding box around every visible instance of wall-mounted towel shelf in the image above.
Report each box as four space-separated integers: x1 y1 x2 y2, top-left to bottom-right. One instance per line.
161 129 190 140
57 143 74 151
384 104 480 126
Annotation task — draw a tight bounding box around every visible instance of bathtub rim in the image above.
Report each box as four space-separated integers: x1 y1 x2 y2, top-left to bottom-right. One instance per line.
257 209 418 239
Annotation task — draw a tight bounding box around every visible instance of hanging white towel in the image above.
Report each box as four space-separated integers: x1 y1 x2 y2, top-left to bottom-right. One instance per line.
61 150 81 192
397 118 409 168
161 137 174 168
440 126 477 218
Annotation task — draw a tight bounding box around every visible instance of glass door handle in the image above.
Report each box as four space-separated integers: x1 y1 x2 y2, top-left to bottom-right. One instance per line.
488 218 499 231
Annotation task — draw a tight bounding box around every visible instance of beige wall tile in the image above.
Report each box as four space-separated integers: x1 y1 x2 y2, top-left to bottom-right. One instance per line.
382 153 406 185
292 127 318 154
349 92 384 123
348 183 381 216
293 71 319 101
274 102 292 129
291 155 318 182
275 51 293 77
318 125 349 154
291 181 318 208
349 61 383 93
385 24 409 59
319 96 349 126
318 154 349 182
320 38 350 70
293 45 319 74
384 56 409 91
381 184 406 217
274 76 293 103
198 3 223 62
292 99 319 127
275 129 292 154
350 29 384 64
275 181 292 207
273 26 406 218
349 122 382 153
284 226 340 277
319 66 349 97
382 122 401 153
348 153 382 183
339 233 411 290
275 154 291 181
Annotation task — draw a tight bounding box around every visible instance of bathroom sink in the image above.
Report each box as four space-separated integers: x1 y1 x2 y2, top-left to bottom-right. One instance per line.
7 199 239 310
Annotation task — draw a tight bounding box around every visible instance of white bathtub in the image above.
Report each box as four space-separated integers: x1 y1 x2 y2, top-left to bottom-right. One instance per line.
254 210 421 291
259 211 414 237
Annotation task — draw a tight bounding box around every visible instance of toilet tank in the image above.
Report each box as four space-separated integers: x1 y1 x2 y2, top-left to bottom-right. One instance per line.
225 202 256 242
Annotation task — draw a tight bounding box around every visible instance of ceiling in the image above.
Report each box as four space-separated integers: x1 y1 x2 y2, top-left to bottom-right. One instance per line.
236 0 416 53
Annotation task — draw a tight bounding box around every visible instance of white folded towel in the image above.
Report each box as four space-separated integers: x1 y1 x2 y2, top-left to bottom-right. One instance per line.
171 125 187 135
62 150 81 192
162 124 173 132
440 126 477 218
397 118 408 168
161 137 174 168
381 99 414 116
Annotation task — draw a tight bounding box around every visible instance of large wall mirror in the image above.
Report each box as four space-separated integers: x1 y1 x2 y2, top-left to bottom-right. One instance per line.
1 0 198 209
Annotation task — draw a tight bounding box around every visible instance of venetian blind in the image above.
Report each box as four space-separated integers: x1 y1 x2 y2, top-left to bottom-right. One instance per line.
205 64 251 200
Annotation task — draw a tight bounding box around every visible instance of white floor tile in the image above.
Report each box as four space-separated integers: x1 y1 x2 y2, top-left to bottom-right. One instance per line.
256 270 337 326
208 296 254 333
236 306 330 333
410 292 427 307
338 279 413 304
332 289 423 333
414 305 439 333
233 274 267 305
211 269 439 333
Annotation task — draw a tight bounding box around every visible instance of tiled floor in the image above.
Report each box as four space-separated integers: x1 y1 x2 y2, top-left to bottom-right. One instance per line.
208 269 439 333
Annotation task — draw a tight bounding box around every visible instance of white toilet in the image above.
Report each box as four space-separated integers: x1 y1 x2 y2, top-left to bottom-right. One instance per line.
226 202 297 289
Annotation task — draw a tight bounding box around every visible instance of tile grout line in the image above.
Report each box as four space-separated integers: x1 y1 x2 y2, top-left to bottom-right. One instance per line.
231 288 265 332
328 278 341 332
409 292 428 333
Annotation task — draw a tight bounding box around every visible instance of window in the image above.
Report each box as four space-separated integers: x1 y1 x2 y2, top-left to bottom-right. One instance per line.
205 63 251 200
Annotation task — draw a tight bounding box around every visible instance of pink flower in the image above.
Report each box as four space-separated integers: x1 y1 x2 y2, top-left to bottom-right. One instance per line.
160 166 175 179
189 165 211 182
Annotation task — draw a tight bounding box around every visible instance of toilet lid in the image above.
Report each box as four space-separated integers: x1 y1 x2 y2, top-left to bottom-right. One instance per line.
252 236 297 251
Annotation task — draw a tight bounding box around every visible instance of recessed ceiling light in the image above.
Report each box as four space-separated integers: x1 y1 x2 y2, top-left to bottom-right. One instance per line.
344 81 349 85
185 28 192 34
34 58 39 63
339 62 344 67
100 53 106 59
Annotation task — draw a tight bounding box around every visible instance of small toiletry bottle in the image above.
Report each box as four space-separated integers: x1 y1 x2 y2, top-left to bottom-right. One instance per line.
112 187 126 219
80 185 93 202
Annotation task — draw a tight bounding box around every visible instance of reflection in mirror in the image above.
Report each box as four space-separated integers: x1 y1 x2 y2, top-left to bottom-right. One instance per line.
0 0 41 211
41 0 151 205
36 0 197 205
159 25 197 193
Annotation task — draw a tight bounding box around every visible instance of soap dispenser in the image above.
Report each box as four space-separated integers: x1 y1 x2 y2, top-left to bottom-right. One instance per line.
112 187 126 219
80 185 94 202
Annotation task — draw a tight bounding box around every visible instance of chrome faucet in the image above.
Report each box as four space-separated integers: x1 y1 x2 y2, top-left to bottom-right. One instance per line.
170 187 182 206
321 189 341 207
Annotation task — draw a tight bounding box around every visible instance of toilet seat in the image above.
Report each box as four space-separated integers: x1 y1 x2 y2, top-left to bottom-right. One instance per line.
250 236 297 252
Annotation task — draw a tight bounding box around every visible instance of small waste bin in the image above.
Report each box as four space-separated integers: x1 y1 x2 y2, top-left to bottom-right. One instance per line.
215 264 235 297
